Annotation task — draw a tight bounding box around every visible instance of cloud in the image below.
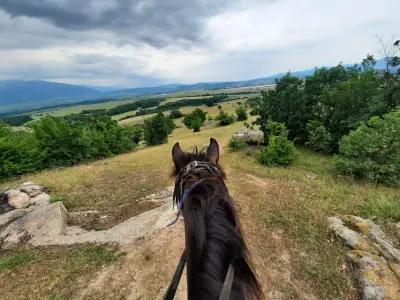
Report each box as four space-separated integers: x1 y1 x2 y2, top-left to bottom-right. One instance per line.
0 0 398 87
0 0 233 47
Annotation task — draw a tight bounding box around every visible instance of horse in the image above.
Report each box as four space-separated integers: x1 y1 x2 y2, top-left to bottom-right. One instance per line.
165 138 263 300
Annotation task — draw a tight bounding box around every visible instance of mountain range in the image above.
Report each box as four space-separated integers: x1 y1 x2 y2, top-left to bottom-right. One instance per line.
0 58 395 115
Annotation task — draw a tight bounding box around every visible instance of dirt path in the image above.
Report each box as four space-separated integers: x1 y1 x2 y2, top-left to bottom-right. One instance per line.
76 221 187 299
75 172 319 299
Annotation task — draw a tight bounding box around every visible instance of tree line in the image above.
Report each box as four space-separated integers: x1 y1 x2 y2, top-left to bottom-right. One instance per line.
248 51 400 185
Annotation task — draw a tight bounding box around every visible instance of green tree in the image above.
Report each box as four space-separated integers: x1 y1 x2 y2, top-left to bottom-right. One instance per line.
216 108 235 126
183 108 206 132
143 113 174 145
0 123 41 178
235 104 248 121
306 121 332 153
335 108 400 185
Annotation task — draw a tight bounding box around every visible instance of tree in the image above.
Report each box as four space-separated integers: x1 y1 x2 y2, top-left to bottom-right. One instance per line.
235 104 248 121
143 113 174 145
170 109 183 119
183 108 206 132
250 73 306 142
216 108 235 126
335 108 400 185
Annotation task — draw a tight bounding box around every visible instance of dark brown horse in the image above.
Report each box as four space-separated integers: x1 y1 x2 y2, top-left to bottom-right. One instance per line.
165 138 263 300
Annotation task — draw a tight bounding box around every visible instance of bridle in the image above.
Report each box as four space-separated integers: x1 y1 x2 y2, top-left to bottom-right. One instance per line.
164 160 236 300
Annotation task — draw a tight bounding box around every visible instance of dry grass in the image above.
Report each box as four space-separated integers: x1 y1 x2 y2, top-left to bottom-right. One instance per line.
1 114 399 298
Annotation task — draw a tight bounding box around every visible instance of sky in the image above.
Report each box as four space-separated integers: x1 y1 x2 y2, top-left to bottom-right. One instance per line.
0 0 398 88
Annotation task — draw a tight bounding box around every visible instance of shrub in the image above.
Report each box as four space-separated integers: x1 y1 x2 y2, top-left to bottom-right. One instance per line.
334 108 400 185
170 109 183 119
0 123 41 178
216 109 235 126
143 113 174 145
228 138 247 151
260 121 297 166
127 125 143 144
306 121 333 153
183 108 206 132
235 104 248 121
260 135 297 166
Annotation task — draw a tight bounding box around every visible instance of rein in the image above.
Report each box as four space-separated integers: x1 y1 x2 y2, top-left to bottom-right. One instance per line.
164 160 236 300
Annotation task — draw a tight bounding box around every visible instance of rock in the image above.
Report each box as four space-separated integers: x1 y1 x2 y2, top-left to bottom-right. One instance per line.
0 209 29 229
19 184 43 197
329 215 400 300
6 189 30 209
1 202 68 248
305 173 318 180
232 130 264 145
30 193 51 206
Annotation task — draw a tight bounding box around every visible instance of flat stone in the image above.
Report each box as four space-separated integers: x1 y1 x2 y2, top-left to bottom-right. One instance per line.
6 190 30 209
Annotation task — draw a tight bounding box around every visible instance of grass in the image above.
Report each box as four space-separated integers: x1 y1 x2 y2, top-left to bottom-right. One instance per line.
1 105 399 298
0 250 38 271
0 244 119 299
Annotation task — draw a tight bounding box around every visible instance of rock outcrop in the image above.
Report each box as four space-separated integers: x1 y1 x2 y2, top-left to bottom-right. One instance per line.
328 215 400 300
232 130 264 145
0 183 176 249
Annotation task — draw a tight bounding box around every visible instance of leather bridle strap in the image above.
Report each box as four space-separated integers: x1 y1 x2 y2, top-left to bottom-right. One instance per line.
164 250 235 300
164 251 186 300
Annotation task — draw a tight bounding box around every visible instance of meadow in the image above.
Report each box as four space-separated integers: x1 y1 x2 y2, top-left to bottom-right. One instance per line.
1 113 398 299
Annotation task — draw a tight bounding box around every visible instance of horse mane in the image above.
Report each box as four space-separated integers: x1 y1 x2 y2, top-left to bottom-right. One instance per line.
174 146 263 299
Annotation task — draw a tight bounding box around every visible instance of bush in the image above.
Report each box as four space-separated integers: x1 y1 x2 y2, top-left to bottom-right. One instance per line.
260 121 297 166
235 104 248 121
170 109 183 119
0 116 138 179
306 121 332 153
0 123 41 178
216 109 235 126
127 125 143 144
260 135 297 166
228 138 247 151
183 108 206 132
334 108 400 185
143 113 174 145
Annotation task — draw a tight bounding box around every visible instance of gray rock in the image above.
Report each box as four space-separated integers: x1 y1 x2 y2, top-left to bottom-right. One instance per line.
30 193 51 206
1 202 68 248
19 184 43 197
0 209 29 229
6 189 30 209
327 216 361 248
232 130 264 144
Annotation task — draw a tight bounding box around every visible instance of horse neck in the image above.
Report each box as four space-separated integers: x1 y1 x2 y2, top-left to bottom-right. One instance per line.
182 178 249 299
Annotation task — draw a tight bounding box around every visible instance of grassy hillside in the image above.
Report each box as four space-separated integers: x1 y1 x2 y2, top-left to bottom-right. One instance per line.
1 117 398 299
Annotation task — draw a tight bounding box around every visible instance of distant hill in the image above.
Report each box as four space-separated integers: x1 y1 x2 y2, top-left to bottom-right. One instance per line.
0 58 395 115
0 80 100 113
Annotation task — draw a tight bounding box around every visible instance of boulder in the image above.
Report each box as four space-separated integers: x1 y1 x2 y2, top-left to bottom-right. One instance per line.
30 193 51 206
0 209 29 229
329 215 400 300
1 202 68 248
232 130 264 145
6 189 30 209
19 183 43 197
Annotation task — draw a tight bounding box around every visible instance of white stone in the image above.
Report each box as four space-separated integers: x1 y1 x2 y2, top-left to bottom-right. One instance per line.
6 190 30 209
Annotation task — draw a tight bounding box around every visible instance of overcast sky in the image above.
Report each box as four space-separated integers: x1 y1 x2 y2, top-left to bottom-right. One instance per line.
0 0 398 87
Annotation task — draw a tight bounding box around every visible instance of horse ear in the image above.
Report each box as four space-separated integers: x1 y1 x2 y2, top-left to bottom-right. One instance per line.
207 138 219 164
172 142 186 170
